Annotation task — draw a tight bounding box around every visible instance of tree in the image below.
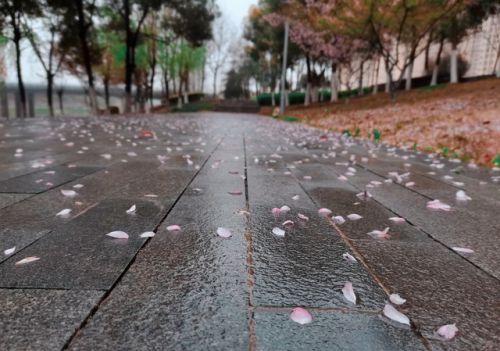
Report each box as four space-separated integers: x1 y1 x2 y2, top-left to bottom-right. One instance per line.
25 2 67 117
207 16 235 97
0 0 41 118
49 0 101 114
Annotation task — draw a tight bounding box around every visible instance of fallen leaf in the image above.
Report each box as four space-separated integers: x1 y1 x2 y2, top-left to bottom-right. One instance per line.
167 225 181 232
427 199 451 211
389 217 406 223
280 205 291 213
333 216 346 225
318 208 332 216
298 213 309 221
383 303 410 325
282 220 294 226
456 190 471 201
290 307 313 325
106 231 129 239
228 191 242 196
342 282 357 304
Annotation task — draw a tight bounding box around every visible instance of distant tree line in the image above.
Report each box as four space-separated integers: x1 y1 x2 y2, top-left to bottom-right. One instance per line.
238 0 499 104
0 0 218 117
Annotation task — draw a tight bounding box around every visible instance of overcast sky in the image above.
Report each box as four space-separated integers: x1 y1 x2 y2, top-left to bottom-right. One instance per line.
4 0 258 86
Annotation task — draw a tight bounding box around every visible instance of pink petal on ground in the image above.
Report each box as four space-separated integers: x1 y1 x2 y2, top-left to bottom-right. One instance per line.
290 307 313 325
4 247 16 256
217 227 232 238
282 220 294 226
15 256 40 265
318 208 332 216
167 225 181 232
456 190 471 201
292 195 300 200
383 303 410 325
140 231 155 238
297 213 309 221
106 231 129 239
452 247 474 254
303 175 312 180
437 323 458 340
342 253 357 263
272 227 285 237
228 191 242 196
126 204 136 214
389 293 407 305
342 282 357 304
368 227 391 240
347 214 363 221
427 199 451 211
61 189 77 197
333 216 346 225
56 209 72 217
389 217 406 223
280 205 291 213
272 208 281 216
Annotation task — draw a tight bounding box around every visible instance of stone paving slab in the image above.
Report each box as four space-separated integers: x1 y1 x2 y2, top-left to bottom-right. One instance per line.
0 289 103 351
0 113 498 351
254 310 427 351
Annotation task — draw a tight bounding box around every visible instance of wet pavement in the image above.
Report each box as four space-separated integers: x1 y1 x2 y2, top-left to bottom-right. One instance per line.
0 113 498 350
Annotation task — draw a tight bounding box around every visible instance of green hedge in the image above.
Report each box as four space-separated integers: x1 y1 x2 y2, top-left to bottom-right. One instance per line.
256 88 372 106
168 93 205 105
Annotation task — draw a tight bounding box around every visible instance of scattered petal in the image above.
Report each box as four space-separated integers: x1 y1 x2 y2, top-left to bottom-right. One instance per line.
140 231 155 238
383 303 410 325
297 213 309 221
280 205 291 213
437 323 458 340
272 207 281 216
318 208 332 216
290 307 313 325
228 191 242 196
272 227 285 237
282 220 294 226
389 217 406 223
347 214 363 221
456 190 471 201
106 231 129 239
167 225 181 232
217 227 232 238
389 294 407 305
4 247 15 256
427 199 451 211
342 282 357 304
56 209 72 217
292 195 300 201
73 184 84 189
126 204 136 214
61 189 77 197
15 256 40 265
342 252 357 263
333 216 346 225
368 227 391 240
452 247 474 254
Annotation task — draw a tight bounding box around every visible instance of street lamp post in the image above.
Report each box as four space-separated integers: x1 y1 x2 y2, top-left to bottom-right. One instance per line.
279 19 289 116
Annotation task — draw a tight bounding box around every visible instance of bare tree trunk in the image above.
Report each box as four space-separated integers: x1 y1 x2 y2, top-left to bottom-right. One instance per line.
104 77 110 111
13 31 26 118
330 63 338 102
372 59 380 95
305 56 312 106
358 60 364 96
450 42 459 84
57 89 64 115
213 67 218 98
431 38 444 86
405 60 413 91
47 72 54 117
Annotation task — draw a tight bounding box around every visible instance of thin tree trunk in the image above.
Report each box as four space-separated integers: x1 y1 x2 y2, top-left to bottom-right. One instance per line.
450 42 458 84
47 73 54 117
76 0 98 115
149 58 156 107
104 78 110 110
57 89 64 115
213 67 218 97
372 59 380 95
330 63 338 102
405 59 413 91
305 56 312 106
431 38 444 86
358 60 364 96
13 31 26 118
